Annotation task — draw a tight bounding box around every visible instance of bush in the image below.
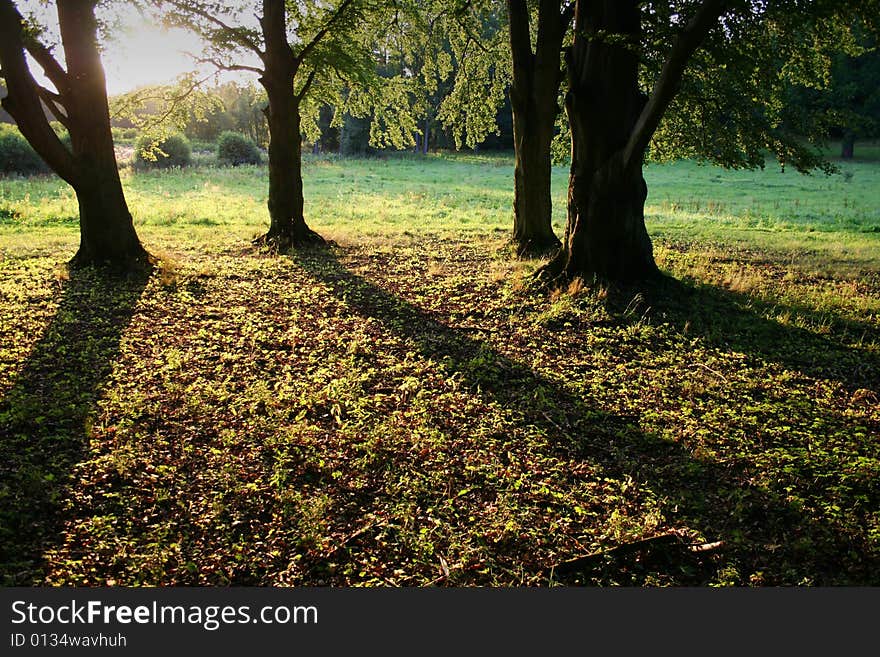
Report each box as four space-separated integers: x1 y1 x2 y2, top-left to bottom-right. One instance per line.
0 124 51 177
111 126 139 144
217 131 261 166
134 133 192 169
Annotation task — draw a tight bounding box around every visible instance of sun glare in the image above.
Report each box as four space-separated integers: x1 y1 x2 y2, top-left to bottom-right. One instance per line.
102 20 203 95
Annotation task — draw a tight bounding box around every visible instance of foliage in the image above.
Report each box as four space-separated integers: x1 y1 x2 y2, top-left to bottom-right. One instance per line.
134 132 192 169
216 130 261 166
0 123 49 176
110 75 225 147
410 0 511 150
642 0 879 173
2 153 879 585
785 43 880 153
111 127 139 144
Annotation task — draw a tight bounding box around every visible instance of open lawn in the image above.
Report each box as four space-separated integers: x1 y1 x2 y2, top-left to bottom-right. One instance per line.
1 152 878 585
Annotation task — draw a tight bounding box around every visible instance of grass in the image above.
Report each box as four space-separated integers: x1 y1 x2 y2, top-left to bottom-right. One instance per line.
0 151 878 586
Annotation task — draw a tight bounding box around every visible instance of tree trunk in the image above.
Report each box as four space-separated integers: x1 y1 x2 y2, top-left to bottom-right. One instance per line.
69 171 145 268
506 0 569 257
0 0 147 269
59 2 146 268
841 131 855 159
255 0 322 251
545 0 658 283
423 113 430 155
258 81 321 249
510 93 559 255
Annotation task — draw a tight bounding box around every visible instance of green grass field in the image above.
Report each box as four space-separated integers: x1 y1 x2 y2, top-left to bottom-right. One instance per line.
1 151 878 586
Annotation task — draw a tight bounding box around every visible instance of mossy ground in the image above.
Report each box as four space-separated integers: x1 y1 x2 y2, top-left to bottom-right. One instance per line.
1 151 878 585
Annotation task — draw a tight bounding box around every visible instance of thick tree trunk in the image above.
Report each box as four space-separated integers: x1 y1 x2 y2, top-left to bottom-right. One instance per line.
506 0 569 257
70 172 145 268
257 79 322 250
510 95 559 255
256 0 322 251
841 131 855 159
60 2 146 268
0 0 147 269
545 0 658 283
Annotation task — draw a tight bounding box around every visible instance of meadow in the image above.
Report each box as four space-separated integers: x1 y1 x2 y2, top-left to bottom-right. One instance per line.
0 149 878 586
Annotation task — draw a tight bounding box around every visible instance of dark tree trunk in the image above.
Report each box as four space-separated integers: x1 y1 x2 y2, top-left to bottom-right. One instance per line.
545 0 658 282
510 96 559 255
506 0 571 257
59 2 145 268
255 0 322 250
545 0 725 283
69 172 145 268
841 131 855 159
423 113 430 155
0 0 147 269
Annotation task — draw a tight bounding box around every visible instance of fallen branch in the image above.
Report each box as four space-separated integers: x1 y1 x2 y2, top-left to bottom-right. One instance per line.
545 533 724 577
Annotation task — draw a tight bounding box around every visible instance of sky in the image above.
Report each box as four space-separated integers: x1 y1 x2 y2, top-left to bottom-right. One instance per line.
102 21 208 95
13 1 256 96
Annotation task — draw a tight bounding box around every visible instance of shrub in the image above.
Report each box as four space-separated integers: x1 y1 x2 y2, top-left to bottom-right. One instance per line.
134 133 192 169
0 124 51 177
217 131 261 166
111 126 139 143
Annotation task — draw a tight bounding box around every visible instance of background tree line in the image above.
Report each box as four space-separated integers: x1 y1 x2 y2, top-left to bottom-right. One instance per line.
1 0 878 280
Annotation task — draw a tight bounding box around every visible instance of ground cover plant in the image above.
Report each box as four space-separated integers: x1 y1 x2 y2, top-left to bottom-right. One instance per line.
0 152 878 586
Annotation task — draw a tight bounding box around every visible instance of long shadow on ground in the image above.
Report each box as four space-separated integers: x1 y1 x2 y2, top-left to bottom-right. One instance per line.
291 245 879 585
645 277 880 394
0 268 149 585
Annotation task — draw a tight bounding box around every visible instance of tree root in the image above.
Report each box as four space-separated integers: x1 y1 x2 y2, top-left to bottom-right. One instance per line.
253 226 326 253
68 243 155 275
509 235 562 260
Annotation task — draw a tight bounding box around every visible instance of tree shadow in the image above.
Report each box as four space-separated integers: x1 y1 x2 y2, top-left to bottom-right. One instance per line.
0 267 149 585
640 276 880 394
289 245 879 585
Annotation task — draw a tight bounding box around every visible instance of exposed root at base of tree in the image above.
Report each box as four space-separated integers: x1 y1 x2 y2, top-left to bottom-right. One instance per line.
534 251 664 290
253 228 326 253
68 245 156 275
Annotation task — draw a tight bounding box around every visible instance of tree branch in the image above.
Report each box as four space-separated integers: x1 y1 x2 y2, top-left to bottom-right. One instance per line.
295 0 356 66
35 82 71 129
0 0 77 184
295 68 317 102
112 71 215 129
23 39 69 94
165 0 265 59
195 56 263 75
622 0 728 172
455 5 493 55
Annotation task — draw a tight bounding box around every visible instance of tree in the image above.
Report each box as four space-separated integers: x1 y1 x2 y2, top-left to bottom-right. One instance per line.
162 0 381 250
539 0 877 283
810 45 880 159
837 50 880 158
506 0 572 255
403 0 571 256
0 0 148 268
